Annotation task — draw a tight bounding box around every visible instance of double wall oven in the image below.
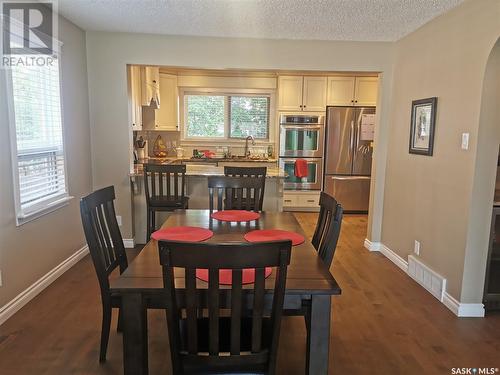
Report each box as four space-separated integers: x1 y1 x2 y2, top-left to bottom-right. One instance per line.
279 113 324 190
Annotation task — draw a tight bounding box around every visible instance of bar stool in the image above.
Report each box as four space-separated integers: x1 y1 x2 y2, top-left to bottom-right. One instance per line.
143 164 189 239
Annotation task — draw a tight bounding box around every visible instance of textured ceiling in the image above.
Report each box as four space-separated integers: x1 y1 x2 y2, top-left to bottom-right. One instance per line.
58 0 464 42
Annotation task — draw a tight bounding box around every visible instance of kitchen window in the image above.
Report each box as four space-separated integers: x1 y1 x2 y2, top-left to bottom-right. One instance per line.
6 56 71 225
184 92 270 140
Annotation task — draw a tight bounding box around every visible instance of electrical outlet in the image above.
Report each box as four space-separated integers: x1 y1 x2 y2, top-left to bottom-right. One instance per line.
116 216 122 226
414 240 421 256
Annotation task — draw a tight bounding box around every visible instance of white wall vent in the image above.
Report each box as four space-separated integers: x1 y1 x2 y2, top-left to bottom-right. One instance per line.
407 255 446 301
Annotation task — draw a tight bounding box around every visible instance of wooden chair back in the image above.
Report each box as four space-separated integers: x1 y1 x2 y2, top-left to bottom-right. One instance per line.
312 192 343 268
208 175 265 212
158 240 292 375
143 164 186 205
224 166 267 210
80 186 128 293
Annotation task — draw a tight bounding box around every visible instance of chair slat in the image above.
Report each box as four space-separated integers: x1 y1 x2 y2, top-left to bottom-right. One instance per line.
252 267 265 353
185 268 198 355
230 269 243 355
208 268 219 355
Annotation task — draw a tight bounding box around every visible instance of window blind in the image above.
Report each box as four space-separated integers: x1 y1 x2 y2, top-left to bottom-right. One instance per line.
10 58 68 217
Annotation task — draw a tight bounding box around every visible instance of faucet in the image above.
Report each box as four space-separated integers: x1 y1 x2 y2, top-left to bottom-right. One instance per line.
244 135 255 157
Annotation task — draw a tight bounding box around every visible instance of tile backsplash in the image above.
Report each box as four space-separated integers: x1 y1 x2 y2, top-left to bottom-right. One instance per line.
134 131 276 158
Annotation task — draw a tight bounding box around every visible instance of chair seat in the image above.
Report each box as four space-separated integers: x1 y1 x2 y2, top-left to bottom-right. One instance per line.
179 316 272 354
149 196 189 208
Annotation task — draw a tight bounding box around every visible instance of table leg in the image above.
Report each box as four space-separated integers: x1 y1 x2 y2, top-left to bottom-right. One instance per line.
305 295 331 375
122 293 148 375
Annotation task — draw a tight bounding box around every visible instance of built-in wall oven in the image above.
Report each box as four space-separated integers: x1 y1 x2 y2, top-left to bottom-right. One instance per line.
279 158 323 190
279 113 324 157
279 113 324 190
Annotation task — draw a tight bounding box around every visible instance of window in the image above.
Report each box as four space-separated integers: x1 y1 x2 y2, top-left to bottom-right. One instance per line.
7 57 70 224
184 93 270 139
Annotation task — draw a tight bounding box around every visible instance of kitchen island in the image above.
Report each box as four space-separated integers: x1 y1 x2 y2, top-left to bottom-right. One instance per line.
130 164 287 243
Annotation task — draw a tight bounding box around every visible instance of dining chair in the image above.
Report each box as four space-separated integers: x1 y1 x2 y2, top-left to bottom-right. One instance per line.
158 240 292 375
80 186 128 362
208 175 265 212
311 192 344 268
224 166 267 211
143 163 189 239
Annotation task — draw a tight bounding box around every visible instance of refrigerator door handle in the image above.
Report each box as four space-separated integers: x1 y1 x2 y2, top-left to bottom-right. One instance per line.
350 120 355 151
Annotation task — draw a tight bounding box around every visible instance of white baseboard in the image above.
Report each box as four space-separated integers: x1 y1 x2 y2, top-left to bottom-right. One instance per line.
369 241 484 318
442 292 485 317
0 245 89 326
123 238 135 248
364 238 382 252
379 243 409 272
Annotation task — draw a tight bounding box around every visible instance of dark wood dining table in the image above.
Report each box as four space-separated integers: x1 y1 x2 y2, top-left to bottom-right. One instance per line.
111 209 341 374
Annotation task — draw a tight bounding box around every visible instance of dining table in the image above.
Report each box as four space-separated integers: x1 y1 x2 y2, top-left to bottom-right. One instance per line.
110 209 341 374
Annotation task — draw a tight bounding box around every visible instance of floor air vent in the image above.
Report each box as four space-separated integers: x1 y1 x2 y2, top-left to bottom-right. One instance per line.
407 255 446 301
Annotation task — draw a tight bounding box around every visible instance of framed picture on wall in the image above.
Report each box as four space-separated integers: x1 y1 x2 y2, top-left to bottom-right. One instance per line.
409 97 437 156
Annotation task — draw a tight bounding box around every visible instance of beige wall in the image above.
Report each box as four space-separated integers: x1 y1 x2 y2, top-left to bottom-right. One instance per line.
0 16 92 306
85 33 395 240
382 0 500 301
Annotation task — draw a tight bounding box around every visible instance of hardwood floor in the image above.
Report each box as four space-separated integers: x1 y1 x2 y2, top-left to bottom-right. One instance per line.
1 214 499 374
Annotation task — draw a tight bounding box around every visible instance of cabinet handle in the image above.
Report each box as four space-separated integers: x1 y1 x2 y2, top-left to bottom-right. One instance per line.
355 100 358 103
303 105 307 108
284 199 292 203
306 199 315 203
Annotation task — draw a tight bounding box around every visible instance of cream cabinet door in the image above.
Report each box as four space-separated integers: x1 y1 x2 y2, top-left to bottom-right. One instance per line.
141 66 161 107
302 77 327 111
128 66 142 130
354 77 378 106
326 76 356 106
278 76 303 111
155 74 178 131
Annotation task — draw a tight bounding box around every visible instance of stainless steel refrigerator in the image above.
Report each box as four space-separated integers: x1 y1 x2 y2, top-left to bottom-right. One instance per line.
323 106 376 212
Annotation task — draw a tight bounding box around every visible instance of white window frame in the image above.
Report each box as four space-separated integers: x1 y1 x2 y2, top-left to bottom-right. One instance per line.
5 46 73 226
179 88 276 145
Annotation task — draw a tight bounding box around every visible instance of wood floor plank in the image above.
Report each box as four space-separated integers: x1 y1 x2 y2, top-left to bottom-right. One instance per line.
0 214 499 374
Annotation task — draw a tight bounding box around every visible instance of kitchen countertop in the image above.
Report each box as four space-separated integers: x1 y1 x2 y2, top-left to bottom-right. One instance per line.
130 164 287 178
139 157 279 164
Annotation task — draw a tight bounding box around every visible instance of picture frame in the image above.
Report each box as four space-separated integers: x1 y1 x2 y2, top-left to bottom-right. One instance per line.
409 97 437 156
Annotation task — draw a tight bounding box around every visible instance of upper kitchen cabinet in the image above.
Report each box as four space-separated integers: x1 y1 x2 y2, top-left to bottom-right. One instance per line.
278 76 303 111
143 73 179 131
141 66 161 108
326 76 378 106
155 74 178 130
278 76 327 112
303 77 327 111
127 65 143 130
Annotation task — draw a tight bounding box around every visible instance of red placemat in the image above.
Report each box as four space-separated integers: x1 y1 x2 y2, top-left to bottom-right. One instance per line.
151 226 213 242
244 229 305 246
196 267 273 285
211 210 260 222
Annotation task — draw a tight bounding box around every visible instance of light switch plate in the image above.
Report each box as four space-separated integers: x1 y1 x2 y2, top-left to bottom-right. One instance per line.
414 240 421 256
461 133 470 150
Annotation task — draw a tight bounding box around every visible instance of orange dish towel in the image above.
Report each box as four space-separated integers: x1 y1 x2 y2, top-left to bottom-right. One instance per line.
294 159 308 178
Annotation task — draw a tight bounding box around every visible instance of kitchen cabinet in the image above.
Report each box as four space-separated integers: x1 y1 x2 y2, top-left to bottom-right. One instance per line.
155 74 178 130
128 65 143 130
278 76 327 112
141 66 161 107
143 73 179 131
283 191 320 212
326 76 378 106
